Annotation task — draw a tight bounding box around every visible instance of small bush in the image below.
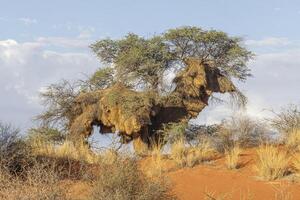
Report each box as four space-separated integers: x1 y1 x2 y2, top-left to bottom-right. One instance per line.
270 104 300 135
90 154 175 200
0 122 33 174
255 145 290 181
216 115 269 151
0 161 66 200
225 145 241 169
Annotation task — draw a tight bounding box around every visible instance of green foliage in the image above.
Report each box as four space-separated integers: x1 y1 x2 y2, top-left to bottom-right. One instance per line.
86 67 115 90
164 26 253 81
91 34 172 90
91 26 253 91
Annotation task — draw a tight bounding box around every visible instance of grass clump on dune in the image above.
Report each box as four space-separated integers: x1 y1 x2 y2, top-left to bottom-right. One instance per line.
285 129 300 153
90 153 176 200
170 139 186 167
170 138 216 168
255 144 290 181
225 145 242 170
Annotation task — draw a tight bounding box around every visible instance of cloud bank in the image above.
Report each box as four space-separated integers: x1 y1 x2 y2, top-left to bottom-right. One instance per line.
0 38 98 131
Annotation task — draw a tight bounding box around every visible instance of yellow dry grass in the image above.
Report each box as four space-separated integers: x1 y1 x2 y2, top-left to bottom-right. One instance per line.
30 138 100 164
254 145 290 181
145 143 165 177
285 129 300 152
225 145 242 170
170 139 186 167
170 139 215 168
186 140 216 167
292 151 300 177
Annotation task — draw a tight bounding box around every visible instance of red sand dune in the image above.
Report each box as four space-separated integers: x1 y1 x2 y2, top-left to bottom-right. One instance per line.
168 149 300 200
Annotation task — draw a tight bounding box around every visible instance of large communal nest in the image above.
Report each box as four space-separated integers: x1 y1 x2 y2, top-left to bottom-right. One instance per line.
67 58 240 150
68 84 158 141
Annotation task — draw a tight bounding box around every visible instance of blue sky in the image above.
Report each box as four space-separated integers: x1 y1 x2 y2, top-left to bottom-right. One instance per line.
0 0 300 132
1 0 300 40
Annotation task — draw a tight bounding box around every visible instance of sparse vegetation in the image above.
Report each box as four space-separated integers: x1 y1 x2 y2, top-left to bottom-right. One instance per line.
270 104 300 135
225 145 241 170
90 154 175 200
170 139 187 167
255 145 290 181
285 129 300 153
292 152 300 177
145 142 165 177
30 138 100 164
0 162 66 200
170 138 216 168
0 122 33 174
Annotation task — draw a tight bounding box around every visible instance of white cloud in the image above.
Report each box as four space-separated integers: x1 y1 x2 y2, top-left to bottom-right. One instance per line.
0 38 99 130
18 17 38 25
245 37 291 47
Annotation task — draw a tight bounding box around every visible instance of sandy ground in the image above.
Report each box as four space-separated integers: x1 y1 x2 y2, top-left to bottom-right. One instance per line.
64 149 300 200
168 149 300 200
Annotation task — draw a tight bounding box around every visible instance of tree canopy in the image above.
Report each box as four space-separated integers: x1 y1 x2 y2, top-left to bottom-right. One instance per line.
90 26 253 92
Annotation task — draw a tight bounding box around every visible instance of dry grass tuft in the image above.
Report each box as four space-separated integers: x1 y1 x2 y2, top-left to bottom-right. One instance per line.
145 143 165 177
285 129 300 153
100 148 119 165
225 145 242 170
186 140 216 167
30 138 100 164
90 154 175 200
170 139 216 168
255 145 290 181
170 139 186 167
292 152 300 177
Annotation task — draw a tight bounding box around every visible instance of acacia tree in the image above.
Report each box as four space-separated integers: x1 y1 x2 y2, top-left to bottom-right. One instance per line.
90 27 252 90
39 26 253 150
